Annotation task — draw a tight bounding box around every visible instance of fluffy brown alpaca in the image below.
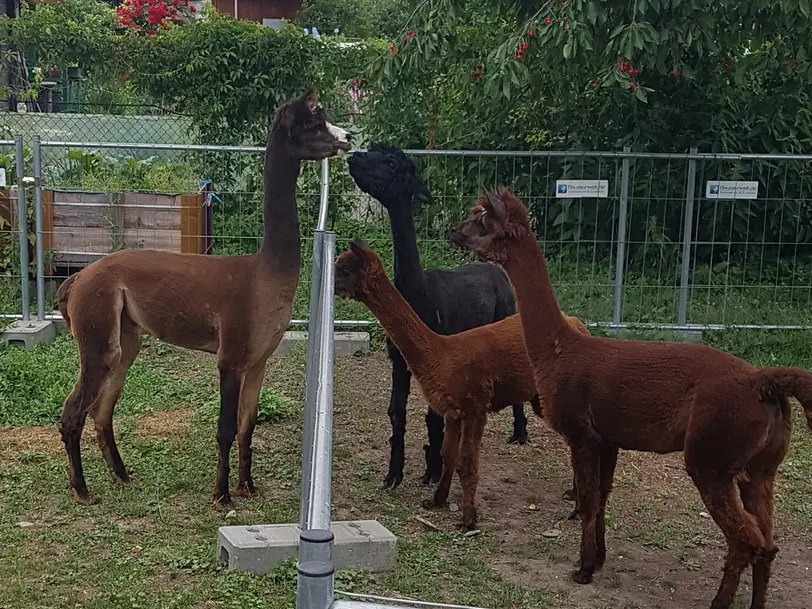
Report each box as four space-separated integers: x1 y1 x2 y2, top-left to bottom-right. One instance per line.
334 238 588 529
56 89 351 506
450 187 812 609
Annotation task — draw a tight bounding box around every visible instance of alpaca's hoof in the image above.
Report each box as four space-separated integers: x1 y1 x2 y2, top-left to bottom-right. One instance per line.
422 498 443 510
113 472 133 485
234 482 259 498
212 493 233 509
562 488 577 502
383 472 403 490
571 569 593 585
462 507 478 531
508 432 528 445
72 489 96 505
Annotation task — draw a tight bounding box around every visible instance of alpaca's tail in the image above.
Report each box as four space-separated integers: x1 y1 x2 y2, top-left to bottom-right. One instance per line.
56 274 77 331
754 367 812 432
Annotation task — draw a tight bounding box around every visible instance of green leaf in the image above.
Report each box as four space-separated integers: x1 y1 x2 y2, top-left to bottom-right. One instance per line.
610 24 626 39
634 87 648 103
563 37 574 60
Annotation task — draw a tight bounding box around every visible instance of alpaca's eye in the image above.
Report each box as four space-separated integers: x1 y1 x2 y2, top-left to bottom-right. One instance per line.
387 161 396 169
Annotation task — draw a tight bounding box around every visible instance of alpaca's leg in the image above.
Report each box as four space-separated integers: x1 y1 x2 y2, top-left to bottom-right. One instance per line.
427 415 461 509
690 474 765 609
61 319 124 504
214 365 245 507
458 413 487 530
235 358 268 497
595 444 619 570
740 475 777 609
91 327 142 484
384 357 410 489
424 407 445 485
570 443 602 585
508 403 527 445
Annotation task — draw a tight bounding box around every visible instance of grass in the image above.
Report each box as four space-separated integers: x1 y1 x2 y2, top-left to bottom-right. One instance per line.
0 328 810 609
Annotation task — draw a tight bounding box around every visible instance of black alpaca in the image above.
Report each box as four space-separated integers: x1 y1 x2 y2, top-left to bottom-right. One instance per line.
347 144 530 489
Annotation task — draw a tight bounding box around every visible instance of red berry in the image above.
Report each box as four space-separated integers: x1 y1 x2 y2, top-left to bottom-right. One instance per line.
352 80 359 87
789 55 794 60
592 81 599 89
545 17 552 25
671 35 676 40
620 62 628 72
337 87 343 93
671 70 680 77
665 22 670 28
563 25 568 31
389 43 394 49
727 65 735 72
792 65 797 71
375 69 380 75
476 63 482 68
408 30 415 37
528 31 534 38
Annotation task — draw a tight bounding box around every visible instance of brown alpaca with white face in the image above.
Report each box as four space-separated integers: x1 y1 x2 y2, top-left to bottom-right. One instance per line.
334 238 588 530
56 89 351 506
449 187 812 609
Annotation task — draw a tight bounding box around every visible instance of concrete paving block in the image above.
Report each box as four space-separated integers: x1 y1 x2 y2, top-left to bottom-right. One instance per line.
1 320 57 350
272 331 370 357
218 520 396 574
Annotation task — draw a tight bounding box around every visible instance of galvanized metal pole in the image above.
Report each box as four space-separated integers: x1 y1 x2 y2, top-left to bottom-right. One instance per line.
300 232 324 530
305 230 336 531
32 136 45 321
14 136 30 321
296 232 336 609
317 158 330 232
678 148 699 327
612 147 631 327
300 158 332 531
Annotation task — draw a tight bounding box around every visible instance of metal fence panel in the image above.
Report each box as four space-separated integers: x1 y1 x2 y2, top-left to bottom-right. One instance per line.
0 138 28 318
13 140 812 332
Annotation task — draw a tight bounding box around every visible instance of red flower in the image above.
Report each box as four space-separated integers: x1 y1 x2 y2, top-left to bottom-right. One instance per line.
146 29 156 35
189 4 196 11
352 80 359 87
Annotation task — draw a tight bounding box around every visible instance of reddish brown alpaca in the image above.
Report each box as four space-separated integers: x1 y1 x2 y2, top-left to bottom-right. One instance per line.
56 90 351 506
450 187 812 609
334 238 588 529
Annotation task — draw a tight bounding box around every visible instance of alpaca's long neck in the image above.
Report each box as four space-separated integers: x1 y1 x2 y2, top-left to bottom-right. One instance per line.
502 235 568 361
360 271 441 377
387 203 430 302
258 135 302 275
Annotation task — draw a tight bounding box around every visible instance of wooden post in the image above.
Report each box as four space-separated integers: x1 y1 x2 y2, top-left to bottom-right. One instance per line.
180 193 204 254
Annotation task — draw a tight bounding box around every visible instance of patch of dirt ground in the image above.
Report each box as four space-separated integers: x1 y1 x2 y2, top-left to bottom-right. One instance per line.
323 353 812 609
0 407 191 464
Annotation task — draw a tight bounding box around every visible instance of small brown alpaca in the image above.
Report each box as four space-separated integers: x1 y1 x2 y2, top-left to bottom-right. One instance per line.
450 187 812 609
334 238 588 529
56 89 351 506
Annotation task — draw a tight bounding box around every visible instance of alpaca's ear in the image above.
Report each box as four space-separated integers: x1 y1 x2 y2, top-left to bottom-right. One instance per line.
349 237 368 257
484 188 505 219
304 88 319 113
